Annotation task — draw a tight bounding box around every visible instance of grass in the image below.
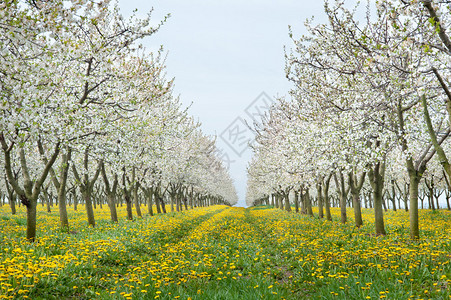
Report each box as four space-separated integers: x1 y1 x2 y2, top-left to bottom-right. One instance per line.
0 204 450 299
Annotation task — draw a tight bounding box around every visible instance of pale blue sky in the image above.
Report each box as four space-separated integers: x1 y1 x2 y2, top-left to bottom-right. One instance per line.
119 1 326 206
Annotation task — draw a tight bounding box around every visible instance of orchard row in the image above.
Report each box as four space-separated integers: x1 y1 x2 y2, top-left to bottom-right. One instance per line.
0 0 237 241
247 0 451 239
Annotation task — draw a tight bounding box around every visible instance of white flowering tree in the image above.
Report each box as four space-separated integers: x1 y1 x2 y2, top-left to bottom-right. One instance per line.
1 0 237 241
247 0 451 239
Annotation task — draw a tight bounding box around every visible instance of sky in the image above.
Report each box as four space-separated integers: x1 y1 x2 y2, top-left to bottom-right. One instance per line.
118 0 326 206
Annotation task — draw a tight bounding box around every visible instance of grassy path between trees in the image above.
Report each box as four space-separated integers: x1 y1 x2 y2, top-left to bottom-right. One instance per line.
0 205 450 299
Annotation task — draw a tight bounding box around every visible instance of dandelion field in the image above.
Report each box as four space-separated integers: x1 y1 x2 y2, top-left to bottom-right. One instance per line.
0 205 450 299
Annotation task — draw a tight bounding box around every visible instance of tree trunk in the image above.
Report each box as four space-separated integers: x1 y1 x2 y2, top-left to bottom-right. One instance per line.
435 191 440 209
305 189 313 216
352 194 363 227
447 195 451 210
323 175 332 221
57 150 71 229
10 194 17 215
294 191 299 213
108 192 118 222
391 180 397 211
83 189 96 227
147 189 154 216
133 184 142 218
425 180 435 210
430 190 435 210
175 193 180 212
73 190 78 211
382 195 388 212
404 187 409 211
446 191 451 210
317 183 323 219
125 192 133 220
349 171 365 228
183 197 188 210
300 188 306 214
369 162 386 236
334 172 348 224
25 198 37 241
170 194 174 212
43 188 51 213
160 196 167 213
92 193 97 209
6 183 16 215
155 192 162 214
408 173 421 239
284 192 291 212
420 191 425 210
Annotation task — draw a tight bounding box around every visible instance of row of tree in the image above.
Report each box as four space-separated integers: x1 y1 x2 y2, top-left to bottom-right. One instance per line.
251 175 450 212
0 0 237 241
246 0 451 239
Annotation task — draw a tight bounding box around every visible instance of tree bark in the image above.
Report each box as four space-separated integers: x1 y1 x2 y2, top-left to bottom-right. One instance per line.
160 195 167 213
323 174 332 221
304 188 313 216
294 191 299 213
133 183 142 218
368 162 386 236
43 187 51 213
170 193 174 212
284 191 291 212
408 171 421 239
5 180 16 215
155 196 161 213
349 171 365 228
100 163 118 223
25 198 37 241
83 189 96 226
130 168 142 218
390 180 397 211
57 149 72 228
334 171 349 224
299 187 306 214
446 190 451 210
146 188 154 216
317 182 323 219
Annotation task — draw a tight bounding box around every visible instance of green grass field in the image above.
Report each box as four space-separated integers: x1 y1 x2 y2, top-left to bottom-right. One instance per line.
0 205 450 299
